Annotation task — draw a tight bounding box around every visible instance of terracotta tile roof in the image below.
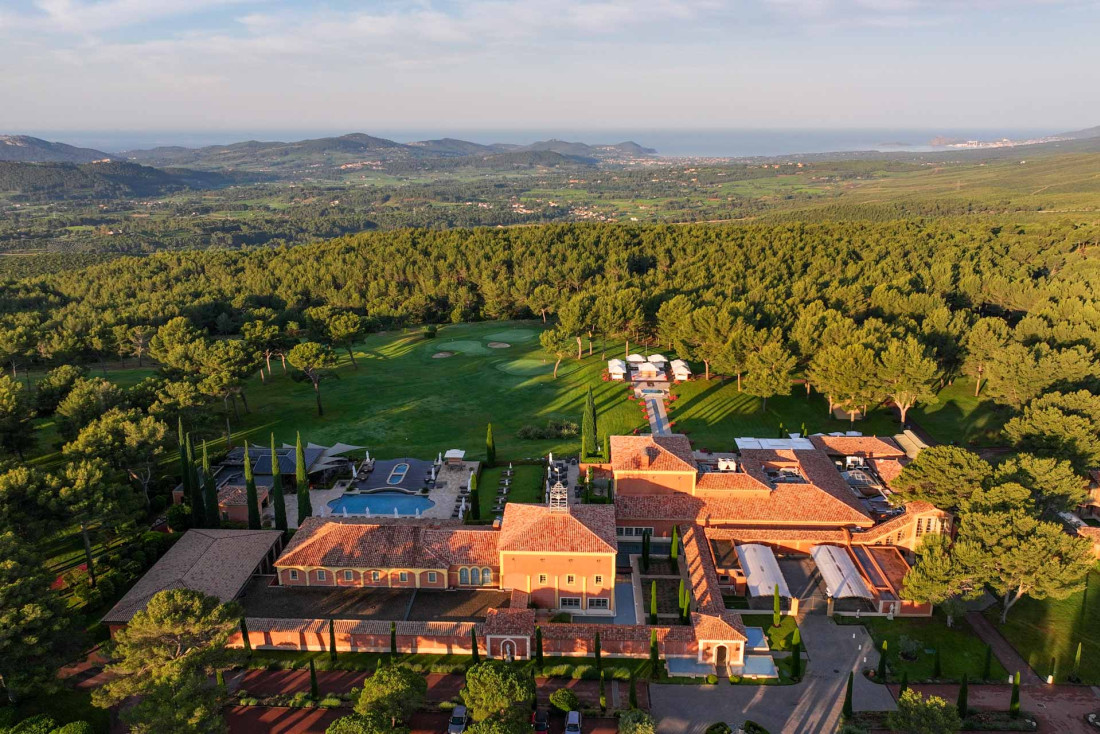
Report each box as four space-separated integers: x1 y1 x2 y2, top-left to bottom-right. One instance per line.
851 502 942 544
218 484 270 507
275 517 498 569
103 529 282 624
868 458 907 486
695 471 771 493
498 504 617 554
704 527 849 544
611 434 697 473
682 524 725 614
485 607 536 636
691 612 747 642
809 435 906 458
539 623 695 642
510 589 530 608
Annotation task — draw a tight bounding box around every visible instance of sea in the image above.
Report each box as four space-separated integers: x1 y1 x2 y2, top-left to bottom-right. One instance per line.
31 128 1055 158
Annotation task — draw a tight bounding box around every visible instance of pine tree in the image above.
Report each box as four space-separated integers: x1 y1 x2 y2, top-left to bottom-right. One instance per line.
957 674 968 720
535 625 544 667
791 628 802 678
309 658 319 700
982 644 993 680
187 434 204 528
485 423 496 467
582 387 597 458
270 434 287 532
773 584 782 628
877 640 888 680
843 671 854 718
244 447 261 530
202 441 219 527
470 627 479 664
1009 671 1020 717
296 432 312 524
594 631 602 672
329 618 337 665
240 617 252 658
650 580 658 625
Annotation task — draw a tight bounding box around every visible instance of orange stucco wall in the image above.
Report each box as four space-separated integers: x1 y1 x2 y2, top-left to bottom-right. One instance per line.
500 552 615 613
277 567 450 588
615 471 696 496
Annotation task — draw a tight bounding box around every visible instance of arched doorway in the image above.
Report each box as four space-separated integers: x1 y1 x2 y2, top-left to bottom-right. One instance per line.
502 640 516 662
714 645 728 667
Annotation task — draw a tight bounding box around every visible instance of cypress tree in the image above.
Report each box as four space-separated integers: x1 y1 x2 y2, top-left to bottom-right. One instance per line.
649 629 662 680
681 588 690 624
877 640 888 680
389 621 397 659
773 584 782 628
594 631 602 672
791 628 802 678
957 674 969 720
1049 656 1057 682
1009 671 1020 717
216 669 226 692
582 387 597 458
898 671 908 697
650 580 658 625
641 530 650 573
842 671 853 718
669 525 679 571
598 669 606 713
982 643 993 680
187 434 205 528
329 618 337 665
240 617 252 657
485 423 496 467
535 625 543 667
628 669 638 708
309 659 318 700
1074 641 1083 680
932 647 942 679
296 432 312 524
603 434 610 459
470 627 479 664
244 448 261 530
177 432 192 528
270 434 287 532
202 440 220 527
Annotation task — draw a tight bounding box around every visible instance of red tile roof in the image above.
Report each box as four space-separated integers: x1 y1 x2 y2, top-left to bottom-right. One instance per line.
809 435 906 458
691 612 747 642
611 434 697 473
498 504 617 554
851 501 942 544
275 518 498 569
218 484 269 507
868 458 907 486
484 607 536 636
682 524 725 614
704 527 849 544
695 471 771 493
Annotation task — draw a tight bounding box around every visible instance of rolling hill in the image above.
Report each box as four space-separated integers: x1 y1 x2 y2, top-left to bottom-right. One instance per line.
0 135 111 163
0 160 234 201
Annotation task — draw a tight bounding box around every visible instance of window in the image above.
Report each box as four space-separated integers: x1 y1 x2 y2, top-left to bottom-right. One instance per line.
482 568 492 586
594 575 603 585
617 526 654 538
460 568 470 585
399 572 408 583
538 574 548 584
566 574 575 585
915 518 926 537
560 597 581 608
471 567 481 585
289 570 298 580
588 598 609 610
317 570 326 581
343 570 353 581
427 572 437 583
371 571 380 582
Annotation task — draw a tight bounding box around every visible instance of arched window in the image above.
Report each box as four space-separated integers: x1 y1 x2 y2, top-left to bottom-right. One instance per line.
459 567 469 585
482 568 493 586
470 567 481 586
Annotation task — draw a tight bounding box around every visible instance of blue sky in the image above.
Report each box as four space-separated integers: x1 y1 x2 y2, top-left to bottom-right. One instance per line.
1 0 1098 133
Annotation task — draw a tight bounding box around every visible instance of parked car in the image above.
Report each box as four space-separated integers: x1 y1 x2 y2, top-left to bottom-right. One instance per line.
447 705 470 733
565 710 583 733
532 709 550 732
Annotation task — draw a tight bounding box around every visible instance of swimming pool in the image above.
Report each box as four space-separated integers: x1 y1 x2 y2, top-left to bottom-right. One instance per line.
328 492 436 517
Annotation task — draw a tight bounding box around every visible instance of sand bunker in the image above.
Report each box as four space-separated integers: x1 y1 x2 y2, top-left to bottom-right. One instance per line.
432 351 455 359
487 342 511 349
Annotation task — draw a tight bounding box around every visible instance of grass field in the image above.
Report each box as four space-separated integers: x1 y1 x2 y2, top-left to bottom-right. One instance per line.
984 567 1100 683
908 378 1011 447
477 464 544 517
837 611 1008 683
740 613 800 652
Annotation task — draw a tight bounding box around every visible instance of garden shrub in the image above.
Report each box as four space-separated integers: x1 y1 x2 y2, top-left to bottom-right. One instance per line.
897 635 921 661
540 664 573 677
705 674 718 684
8 715 56 734
319 695 342 708
549 613 571 623
517 420 579 440
51 723 95 734
571 664 597 680
549 688 579 713
704 724 732 734
743 723 771 734
618 709 656 734
609 667 632 681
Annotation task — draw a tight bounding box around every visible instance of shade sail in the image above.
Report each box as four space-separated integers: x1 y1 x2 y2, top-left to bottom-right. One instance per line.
734 544 792 598
811 545 874 601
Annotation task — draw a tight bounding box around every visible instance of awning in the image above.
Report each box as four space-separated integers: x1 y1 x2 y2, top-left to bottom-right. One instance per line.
811 545 874 600
734 544 792 598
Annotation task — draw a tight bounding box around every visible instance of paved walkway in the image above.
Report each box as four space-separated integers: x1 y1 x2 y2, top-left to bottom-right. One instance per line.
966 611 1042 685
652 615 896 734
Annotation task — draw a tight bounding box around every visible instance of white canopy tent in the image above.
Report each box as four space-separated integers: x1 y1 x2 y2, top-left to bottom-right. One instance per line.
626 354 647 364
607 359 627 379
811 545 874 600
648 354 668 365
734 544 792 598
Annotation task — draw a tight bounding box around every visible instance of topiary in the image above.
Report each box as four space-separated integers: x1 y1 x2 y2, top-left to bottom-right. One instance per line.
703 724 732 734
549 687 579 713
51 723 95 734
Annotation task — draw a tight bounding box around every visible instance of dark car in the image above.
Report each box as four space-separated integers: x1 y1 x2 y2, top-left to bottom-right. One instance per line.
532 709 550 732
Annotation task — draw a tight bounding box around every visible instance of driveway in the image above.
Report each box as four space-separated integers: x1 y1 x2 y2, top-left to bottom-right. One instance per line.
652 615 896 734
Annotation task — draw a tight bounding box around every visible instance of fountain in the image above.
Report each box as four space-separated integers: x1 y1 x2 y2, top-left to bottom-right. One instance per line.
415 508 422 518
393 507 399 519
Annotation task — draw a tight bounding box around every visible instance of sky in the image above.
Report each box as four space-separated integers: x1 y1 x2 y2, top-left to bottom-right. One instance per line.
1 0 1099 136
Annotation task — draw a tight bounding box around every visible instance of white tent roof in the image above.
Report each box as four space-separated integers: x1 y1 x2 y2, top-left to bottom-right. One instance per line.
648 354 668 363
607 359 627 372
735 544 792 598
811 545 874 601
637 362 659 373
670 359 691 372
626 354 647 363
444 449 466 460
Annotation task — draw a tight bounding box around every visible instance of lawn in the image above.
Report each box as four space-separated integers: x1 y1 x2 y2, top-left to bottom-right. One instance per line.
740 613 800 652
477 464 544 517
984 567 1100 683
837 611 1007 683
909 378 1011 447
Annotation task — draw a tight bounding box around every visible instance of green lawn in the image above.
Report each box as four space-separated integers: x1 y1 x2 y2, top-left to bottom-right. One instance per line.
984 567 1100 683
477 464 544 517
740 614 800 652
909 378 1011 447
837 611 1007 683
